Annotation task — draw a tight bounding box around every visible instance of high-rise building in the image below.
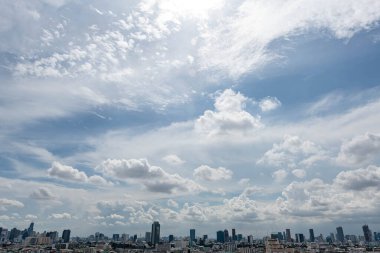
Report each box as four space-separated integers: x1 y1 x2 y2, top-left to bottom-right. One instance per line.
362 224 372 242
145 232 151 243
151 221 160 245
27 222 34 236
113 234 120 241
224 229 229 242
169 234 174 242
285 229 292 242
309 229 315 242
232 228 237 241
295 233 305 243
190 229 195 246
203 235 208 241
336 226 344 243
217 231 224 243
62 229 70 243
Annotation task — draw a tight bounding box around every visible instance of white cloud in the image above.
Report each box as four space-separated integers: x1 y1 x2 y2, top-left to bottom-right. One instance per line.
292 169 306 179
0 198 24 208
337 133 380 166
49 212 72 219
195 89 262 136
108 214 125 219
96 158 205 194
25 214 38 220
259 97 281 112
167 199 179 208
48 161 111 185
272 169 288 182
30 187 55 200
0 215 11 220
334 165 380 191
258 135 327 168
199 0 380 79
48 161 88 182
193 165 233 181
162 154 185 165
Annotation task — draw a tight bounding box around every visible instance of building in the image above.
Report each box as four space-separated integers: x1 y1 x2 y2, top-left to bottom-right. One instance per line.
285 229 292 242
145 232 151 243
151 221 160 245
362 225 372 242
217 230 224 243
295 234 304 243
190 229 195 246
309 229 315 242
336 227 344 243
232 229 237 241
169 234 174 242
27 222 34 236
112 234 120 241
224 229 229 242
62 229 71 243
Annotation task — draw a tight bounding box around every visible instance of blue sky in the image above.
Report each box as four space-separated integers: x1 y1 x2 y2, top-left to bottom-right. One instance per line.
1 0 380 238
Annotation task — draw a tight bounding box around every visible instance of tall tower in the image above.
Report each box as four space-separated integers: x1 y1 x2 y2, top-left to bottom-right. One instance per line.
362 224 372 242
217 230 224 243
232 228 236 241
27 222 34 236
336 226 344 243
285 229 292 242
309 229 315 242
190 229 195 246
224 229 229 242
62 229 70 243
151 221 160 246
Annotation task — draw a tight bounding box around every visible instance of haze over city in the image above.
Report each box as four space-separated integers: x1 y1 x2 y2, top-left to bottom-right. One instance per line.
1 0 380 238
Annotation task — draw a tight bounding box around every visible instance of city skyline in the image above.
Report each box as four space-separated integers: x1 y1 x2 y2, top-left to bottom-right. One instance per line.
1 0 380 237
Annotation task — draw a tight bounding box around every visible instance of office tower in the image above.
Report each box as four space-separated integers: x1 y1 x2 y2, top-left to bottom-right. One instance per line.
190 229 195 246
232 228 237 241
133 234 137 242
169 234 174 242
248 235 253 244
277 232 284 241
336 226 344 243
309 229 315 242
113 234 120 241
62 229 70 243
121 233 128 242
362 224 372 242
151 221 160 245
217 230 224 243
286 229 292 242
224 229 229 242
237 234 243 241
203 235 208 241
27 222 34 236
145 232 151 243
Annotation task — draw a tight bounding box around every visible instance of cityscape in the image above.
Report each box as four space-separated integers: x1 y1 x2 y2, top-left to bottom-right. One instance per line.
1 221 380 252
1 0 380 253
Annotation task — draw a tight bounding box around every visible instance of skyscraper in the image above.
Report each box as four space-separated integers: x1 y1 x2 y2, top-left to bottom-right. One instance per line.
217 231 224 243
362 224 372 242
62 229 70 243
232 228 237 241
336 226 344 243
145 232 151 243
286 229 292 242
190 229 195 246
224 229 229 242
27 222 34 236
151 221 160 245
309 229 315 242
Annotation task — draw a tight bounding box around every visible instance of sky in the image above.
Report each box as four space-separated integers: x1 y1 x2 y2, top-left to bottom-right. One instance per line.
1 0 380 239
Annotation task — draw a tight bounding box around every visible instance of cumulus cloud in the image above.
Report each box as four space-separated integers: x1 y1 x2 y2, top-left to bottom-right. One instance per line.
48 161 111 185
193 165 233 181
108 214 125 219
272 169 288 182
162 154 185 165
49 212 72 219
259 96 281 112
292 169 306 179
96 158 205 194
30 187 55 200
258 135 327 168
25 214 38 220
48 162 88 182
195 89 262 136
337 133 380 166
167 199 179 208
334 165 380 191
0 198 24 208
